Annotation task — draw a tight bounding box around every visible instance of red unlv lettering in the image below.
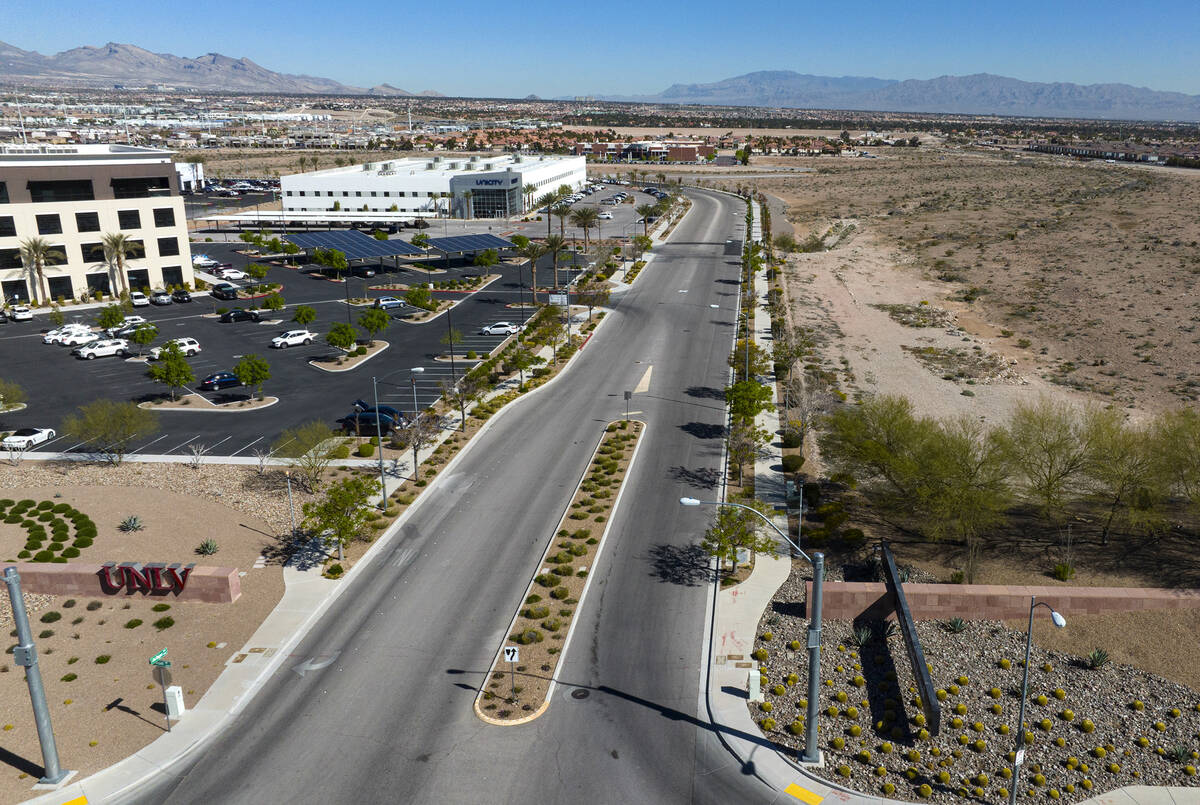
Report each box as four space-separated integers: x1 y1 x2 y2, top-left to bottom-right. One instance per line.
98 563 194 596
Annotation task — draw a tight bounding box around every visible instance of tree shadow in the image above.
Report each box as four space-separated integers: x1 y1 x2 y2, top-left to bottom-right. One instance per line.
679 422 726 440
669 465 721 490
684 386 726 400
645 542 712 587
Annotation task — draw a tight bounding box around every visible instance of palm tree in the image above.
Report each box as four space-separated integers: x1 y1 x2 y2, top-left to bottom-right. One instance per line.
19 237 65 304
523 183 537 214
101 232 144 297
552 203 572 237
522 242 547 303
536 193 557 236
544 234 566 290
636 204 657 237
570 208 599 250
463 189 473 219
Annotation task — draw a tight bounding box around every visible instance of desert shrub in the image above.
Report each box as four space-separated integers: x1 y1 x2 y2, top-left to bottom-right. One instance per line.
329 444 351 459
534 573 557 588
86 601 102 611
38 630 54 639
523 605 551 620
61 547 80 558
118 515 144 532
550 586 570 600
32 551 55 562
512 628 543 645
197 539 219 556
152 603 171 612
124 619 143 629
40 611 61 623
61 673 77 682
357 442 375 458
94 655 111 664
153 617 175 630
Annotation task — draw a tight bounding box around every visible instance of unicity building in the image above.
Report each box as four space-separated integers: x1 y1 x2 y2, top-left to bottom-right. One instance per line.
280 154 587 219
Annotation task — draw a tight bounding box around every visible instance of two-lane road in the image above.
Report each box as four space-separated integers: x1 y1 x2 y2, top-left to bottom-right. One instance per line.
129 189 776 804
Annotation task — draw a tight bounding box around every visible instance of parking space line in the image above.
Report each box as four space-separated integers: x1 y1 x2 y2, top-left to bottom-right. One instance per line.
227 436 265 457
129 434 170 455
197 435 234 454
162 434 204 454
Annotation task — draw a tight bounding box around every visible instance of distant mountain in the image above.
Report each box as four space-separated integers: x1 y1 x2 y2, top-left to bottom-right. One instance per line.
0 39 443 96
600 70 1200 121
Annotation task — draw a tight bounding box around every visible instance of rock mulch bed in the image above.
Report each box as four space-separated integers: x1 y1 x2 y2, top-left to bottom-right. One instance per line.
747 563 1200 802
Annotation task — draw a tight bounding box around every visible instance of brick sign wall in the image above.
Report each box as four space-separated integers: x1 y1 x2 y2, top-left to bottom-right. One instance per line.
1 561 241 603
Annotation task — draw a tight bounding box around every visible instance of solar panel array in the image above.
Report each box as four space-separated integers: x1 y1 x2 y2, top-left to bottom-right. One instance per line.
426 234 515 253
284 230 426 259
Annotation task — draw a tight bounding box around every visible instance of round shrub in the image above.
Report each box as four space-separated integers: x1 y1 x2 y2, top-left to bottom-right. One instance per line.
94 655 111 664
550 586 570 600
40 611 61 623
124 619 143 629
151 603 171 612
760 717 776 731
523 605 551 619
61 547 80 558
781 454 804 473
61 673 77 682
512 628 543 645
1080 719 1096 733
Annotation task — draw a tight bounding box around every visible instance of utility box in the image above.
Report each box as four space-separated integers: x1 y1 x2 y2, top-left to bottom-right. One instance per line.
164 685 186 718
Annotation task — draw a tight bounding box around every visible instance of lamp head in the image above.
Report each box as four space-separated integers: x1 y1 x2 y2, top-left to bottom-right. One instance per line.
1050 611 1066 629
679 497 700 507
411 366 425 374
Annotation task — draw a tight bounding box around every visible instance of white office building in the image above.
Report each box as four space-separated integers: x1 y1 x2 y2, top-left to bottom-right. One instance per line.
281 154 587 219
0 144 194 305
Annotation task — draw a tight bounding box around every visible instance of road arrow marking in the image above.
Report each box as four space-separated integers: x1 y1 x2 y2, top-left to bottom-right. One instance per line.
633 365 652 394
291 650 341 678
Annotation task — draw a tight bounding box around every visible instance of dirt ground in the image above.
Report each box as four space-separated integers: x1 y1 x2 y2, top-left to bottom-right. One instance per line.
0 474 286 801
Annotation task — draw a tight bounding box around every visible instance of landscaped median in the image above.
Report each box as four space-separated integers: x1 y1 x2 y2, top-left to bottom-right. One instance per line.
474 419 645 725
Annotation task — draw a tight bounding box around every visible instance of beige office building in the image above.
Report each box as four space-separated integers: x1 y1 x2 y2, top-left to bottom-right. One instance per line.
0 144 194 305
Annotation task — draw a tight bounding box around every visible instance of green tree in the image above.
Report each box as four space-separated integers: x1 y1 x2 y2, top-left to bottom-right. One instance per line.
245 263 269 282
1153 408 1200 507
730 340 770 383
551 202 572 237
282 242 301 263
263 293 285 311
1080 407 1169 546
128 322 158 357
440 325 464 356
700 502 777 575
404 284 434 310
48 306 64 327
273 421 339 491
233 353 271 399
410 232 430 250
302 475 380 561
373 230 389 241
358 307 390 346
544 234 566 289
0 378 27 412
997 396 1094 525
19 237 66 304
727 420 770 484
439 375 483 431
292 305 317 326
473 248 499 268
326 321 358 352
100 232 143 297
62 399 159 464
96 303 127 331
632 234 653 256
570 207 600 249
725 380 773 424
509 234 530 250
506 345 536 384
147 342 195 401
635 204 657 237
575 278 610 320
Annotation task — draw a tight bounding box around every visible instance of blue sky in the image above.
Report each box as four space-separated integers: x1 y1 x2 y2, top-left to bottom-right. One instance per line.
3 0 1199 97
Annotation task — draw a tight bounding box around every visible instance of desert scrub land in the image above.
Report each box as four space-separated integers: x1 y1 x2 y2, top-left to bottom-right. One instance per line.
758 147 1200 414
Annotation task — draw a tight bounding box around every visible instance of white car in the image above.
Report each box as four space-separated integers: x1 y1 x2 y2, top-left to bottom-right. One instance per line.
59 330 101 347
149 337 201 359
2 428 56 450
597 212 613 219
74 338 129 359
480 322 519 336
129 291 150 307
43 324 94 344
192 255 218 268
271 329 316 348
9 305 33 321
105 315 147 336
213 267 248 281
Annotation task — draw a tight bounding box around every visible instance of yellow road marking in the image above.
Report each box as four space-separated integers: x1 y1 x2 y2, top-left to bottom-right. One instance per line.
633 365 652 394
784 783 823 804
61 797 88 805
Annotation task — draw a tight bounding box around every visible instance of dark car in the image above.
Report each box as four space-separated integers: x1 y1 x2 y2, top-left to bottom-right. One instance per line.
199 371 242 391
337 411 399 435
220 308 261 323
351 265 377 278
211 283 239 301
171 289 193 303
353 399 405 424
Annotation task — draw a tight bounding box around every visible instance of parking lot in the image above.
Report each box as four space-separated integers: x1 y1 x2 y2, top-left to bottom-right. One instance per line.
0 241 586 459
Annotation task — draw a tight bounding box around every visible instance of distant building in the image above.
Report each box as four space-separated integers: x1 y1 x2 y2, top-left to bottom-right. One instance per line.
573 140 715 163
1026 140 1167 164
281 153 587 219
0 144 194 304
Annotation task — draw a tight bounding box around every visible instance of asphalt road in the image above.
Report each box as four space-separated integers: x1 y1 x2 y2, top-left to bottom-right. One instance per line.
121 188 775 804
0 246 588 458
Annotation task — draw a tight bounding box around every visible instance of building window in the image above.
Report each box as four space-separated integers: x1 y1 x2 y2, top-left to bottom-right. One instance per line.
285 191 293 196
36 214 63 235
28 179 95 203
111 176 170 199
157 237 180 257
80 242 105 263
47 275 74 301
342 191 349 197
118 210 141 230
153 207 176 227
75 211 101 232
0 216 14 238
355 191 362 197
127 239 145 259
0 248 21 269
0 182 8 204
161 266 184 288
298 191 306 197
370 191 377 197
326 191 333 197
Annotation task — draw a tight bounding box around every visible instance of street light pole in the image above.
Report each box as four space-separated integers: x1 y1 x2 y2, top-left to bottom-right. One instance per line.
1010 597 1067 805
284 471 296 538
372 376 387 510
680 497 823 765
409 367 424 480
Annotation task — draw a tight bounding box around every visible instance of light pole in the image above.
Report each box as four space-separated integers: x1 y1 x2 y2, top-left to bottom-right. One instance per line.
680 497 823 765
284 471 296 538
409 367 424 480
1010 597 1066 805
372 376 387 510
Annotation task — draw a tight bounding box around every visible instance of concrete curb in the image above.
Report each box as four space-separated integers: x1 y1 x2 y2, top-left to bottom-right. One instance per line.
135 396 281 413
307 340 389 372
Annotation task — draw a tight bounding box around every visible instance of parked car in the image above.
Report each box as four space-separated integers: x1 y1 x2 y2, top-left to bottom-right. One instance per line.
129 291 150 307
149 337 201 359
43 324 94 344
353 399 404 424
1 427 56 450
105 315 147 336
113 322 153 339
198 371 242 391
74 338 129 359
211 283 239 300
337 410 399 435
171 289 193 303
480 322 519 335
374 296 406 310
9 305 33 321
352 265 376 278
597 212 613 219
270 329 315 348
150 290 173 305
192 255 218 268
220 309 261 323
59 330 101 347
213 266 247 280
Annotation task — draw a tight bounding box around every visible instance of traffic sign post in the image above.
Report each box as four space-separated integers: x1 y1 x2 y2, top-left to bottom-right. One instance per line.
623 390 632 420
503 646 519 701
149 649 172 732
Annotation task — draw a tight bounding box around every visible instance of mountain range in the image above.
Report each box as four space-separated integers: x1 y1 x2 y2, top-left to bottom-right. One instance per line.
0 40 442 96
602 70 1200 121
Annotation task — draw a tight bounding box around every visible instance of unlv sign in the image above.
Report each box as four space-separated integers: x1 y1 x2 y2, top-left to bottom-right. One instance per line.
99 562 194 596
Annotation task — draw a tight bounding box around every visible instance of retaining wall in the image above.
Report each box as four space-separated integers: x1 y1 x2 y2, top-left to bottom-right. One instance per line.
2 562 241 603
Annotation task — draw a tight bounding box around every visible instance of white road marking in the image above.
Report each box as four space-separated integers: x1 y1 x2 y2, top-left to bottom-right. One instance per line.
634 365 653 394
227 436 265 457
128 433 170 454
161 434 204 454
392 547 417 569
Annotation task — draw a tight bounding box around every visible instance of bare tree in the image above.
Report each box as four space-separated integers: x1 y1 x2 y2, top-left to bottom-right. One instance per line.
727 420 770 485
188 442 209 471
396 415 439 480
253 447 272 476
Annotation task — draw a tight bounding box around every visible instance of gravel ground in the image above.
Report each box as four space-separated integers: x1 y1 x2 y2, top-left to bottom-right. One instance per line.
748 562 1200 803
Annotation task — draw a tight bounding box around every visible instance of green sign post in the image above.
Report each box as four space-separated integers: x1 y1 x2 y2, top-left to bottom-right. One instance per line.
149 648 172 732
149 648 168 666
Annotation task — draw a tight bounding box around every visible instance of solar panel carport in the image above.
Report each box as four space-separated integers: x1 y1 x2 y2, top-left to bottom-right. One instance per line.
284 230 426 260
426 234 515 254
